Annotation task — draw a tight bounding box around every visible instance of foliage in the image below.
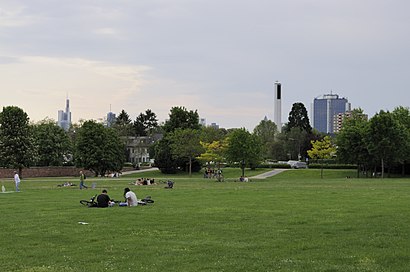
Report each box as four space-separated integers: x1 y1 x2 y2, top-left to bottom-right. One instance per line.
200 126 228 143
133 109 158 136
287 102 312 133
225 128 262 176
365 110 407 178
0 106 36 174
153 136 178 174
163 106 200 133
168 128 204 177
307 135 336 178
74 120 125 176
253 118 277 160
32 120 72 166
197 140 227 167
114 109 133 136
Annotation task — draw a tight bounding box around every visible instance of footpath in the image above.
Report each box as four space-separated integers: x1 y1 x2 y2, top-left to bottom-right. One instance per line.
251 169 288 179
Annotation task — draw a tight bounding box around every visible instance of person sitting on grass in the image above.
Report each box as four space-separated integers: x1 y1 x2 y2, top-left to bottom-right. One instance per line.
123 187 138 207
97 189 115 208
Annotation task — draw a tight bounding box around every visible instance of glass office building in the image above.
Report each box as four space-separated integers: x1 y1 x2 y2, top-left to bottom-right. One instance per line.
313 94 350 134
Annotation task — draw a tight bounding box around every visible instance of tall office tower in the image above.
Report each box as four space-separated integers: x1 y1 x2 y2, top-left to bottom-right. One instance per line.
312 93 350 134
273 81 282 132
106 111 116 127
57 97 71 131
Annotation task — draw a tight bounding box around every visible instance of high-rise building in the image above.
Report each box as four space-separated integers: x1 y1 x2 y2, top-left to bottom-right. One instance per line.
106 111 116 127
57 97 71 131
333 111 368 133
312 93 350 134
273 81 282 132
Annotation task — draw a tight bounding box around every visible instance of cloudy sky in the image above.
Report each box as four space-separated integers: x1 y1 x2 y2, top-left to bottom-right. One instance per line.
1 0 409 130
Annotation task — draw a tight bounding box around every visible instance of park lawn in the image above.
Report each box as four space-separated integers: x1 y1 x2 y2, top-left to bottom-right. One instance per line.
1 169 410 271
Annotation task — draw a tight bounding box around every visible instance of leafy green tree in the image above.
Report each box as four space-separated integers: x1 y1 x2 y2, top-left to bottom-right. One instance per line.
0 106 36 176
163 106 200 133
200 126 228 143
336 109 370 177
307 136 336 178
392 106 410 175
114 109 133 136
287 102 312 133
32 119 72 166
253 118 277 160
197 140 227 169
153 136 178 174
225 128 262 177
365 110 407 178
75 120 125 176
169 128 204 177
133 109 158 136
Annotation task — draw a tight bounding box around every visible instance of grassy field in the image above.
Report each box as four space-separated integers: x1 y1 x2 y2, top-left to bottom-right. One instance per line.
1 168 410 271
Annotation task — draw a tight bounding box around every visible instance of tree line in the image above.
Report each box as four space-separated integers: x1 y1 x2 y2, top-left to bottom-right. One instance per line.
0 103 408 178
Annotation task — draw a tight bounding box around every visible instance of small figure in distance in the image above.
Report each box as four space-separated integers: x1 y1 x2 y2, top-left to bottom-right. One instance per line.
79 171 88 189
14 171 21 192
165 180 174 189
97 189 115 207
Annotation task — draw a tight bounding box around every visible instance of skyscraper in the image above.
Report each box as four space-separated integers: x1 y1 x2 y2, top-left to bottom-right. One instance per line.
273 81 282 132
57 97 71 131
312 93 350 134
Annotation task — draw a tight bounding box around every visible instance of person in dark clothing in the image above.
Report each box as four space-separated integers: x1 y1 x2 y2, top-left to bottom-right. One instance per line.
97 189 114 207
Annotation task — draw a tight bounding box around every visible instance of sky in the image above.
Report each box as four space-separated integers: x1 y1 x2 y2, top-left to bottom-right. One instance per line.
1 0 409 130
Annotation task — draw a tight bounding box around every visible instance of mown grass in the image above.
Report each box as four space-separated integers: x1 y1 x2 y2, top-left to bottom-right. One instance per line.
1 168 410 271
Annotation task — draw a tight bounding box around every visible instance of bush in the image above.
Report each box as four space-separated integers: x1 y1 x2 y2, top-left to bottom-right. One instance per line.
308 163 357 169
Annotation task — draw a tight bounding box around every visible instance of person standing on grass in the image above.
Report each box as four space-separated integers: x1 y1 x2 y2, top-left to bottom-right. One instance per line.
14 171 20 192
124 187 138 207
79 171 88 189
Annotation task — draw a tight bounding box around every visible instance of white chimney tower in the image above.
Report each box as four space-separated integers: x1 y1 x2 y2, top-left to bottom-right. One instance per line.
273 81 282 132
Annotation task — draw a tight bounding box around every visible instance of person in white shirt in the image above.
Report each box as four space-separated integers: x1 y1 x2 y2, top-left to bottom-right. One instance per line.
124 187 138 207
14 171 21 192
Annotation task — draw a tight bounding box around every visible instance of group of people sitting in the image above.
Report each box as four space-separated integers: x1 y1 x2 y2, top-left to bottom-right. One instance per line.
92 187 151 208
131 178 156 186
238 176 249 182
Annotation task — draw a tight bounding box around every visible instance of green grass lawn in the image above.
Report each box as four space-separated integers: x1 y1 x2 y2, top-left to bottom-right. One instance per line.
1 169 410 271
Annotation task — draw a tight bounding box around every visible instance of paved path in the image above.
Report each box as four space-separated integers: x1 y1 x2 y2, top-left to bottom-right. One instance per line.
121 167 159 176
251 169 288 179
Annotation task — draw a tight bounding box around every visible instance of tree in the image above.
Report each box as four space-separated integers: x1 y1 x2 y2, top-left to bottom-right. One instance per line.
225 128 262 177
200 126 228 143
169 128 204 177
336 109 370 177
75 120 125 176
197 140 227 169
163 106 200 133
32 119 72 166
114 109 133 136
307 136 336 178
0 106 35 176
365 110 407 178
287 102 312 133
133 109 158 136
253 118 277 160
153 136 178 174
392 106 410 175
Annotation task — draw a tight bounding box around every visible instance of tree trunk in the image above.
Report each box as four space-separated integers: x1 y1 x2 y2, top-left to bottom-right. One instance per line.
189 157 192 177
381 158 384 179
357 164 360 178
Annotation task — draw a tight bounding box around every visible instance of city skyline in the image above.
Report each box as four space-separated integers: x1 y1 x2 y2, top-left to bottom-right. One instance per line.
1 1 409 130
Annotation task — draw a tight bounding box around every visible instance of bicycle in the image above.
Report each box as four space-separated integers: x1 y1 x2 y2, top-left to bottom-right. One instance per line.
80 194 97 207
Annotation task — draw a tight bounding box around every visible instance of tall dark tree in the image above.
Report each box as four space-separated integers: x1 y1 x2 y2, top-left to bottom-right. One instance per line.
114 109 133 136
392 106 410 175
75 120 125 176
32 119 72 166
133 109 158 136
163 106 200 133
287 102 312 133
0 106 35 176
153 136 178 174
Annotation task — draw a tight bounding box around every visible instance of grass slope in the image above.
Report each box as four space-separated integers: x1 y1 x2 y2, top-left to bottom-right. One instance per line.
1 169 410 271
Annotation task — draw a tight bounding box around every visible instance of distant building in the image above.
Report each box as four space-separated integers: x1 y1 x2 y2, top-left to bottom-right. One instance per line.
210 122 219 129
200 118 206 126
333 111 368 133
57 97 71 131
273 81 282 132
312 93 350 134
123 134 162 166
106 111 116 127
